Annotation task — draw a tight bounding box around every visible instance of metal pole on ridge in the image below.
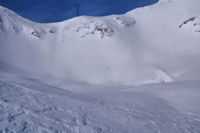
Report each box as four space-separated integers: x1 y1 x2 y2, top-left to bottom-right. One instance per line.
74 3 80 16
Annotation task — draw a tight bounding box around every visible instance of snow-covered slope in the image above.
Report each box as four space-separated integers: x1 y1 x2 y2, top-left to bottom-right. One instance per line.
0 0 200 86
1 0 200 133
1 74 200 133
0 0 158 22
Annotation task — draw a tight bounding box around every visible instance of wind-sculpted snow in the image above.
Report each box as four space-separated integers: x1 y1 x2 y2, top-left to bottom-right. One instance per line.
0 0 200 132
0 78 200 133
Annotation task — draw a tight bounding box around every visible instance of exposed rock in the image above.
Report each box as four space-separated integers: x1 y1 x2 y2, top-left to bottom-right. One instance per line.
76 26 90 32
0 24 4 32
31 31 40 38
116 16 136 27
0 24 3 31
74 21 113 39
12 26 19 33
49 28 56 33
179 17 196 28
93 23 114 39
0 17 4 31
178 17 200 35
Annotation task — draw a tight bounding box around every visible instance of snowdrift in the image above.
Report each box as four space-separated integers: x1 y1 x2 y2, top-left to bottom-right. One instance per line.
0 0 200 86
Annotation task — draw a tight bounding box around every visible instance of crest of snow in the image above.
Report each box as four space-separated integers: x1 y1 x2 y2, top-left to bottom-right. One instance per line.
0 0 200 86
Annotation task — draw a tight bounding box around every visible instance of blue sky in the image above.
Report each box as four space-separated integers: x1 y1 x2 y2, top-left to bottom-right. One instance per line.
0 0 158 23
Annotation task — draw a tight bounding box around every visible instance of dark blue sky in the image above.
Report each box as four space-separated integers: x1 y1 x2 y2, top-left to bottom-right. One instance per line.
0 0 158 23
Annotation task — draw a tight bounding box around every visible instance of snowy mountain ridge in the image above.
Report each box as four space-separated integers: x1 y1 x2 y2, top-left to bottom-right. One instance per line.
0 5 136 39
1 1 200 133
0 0 200 86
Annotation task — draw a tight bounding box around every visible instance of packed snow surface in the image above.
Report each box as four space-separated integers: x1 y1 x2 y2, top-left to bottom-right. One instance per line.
0 0 200 132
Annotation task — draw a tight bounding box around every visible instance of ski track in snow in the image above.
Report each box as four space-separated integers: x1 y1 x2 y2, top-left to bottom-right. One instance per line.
0 78 200 133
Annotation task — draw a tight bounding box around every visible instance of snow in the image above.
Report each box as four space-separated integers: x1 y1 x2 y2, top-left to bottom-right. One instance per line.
0 72 200 133
0 0 200 132
0 0 200 85
0 0 158 22
1 1 200 85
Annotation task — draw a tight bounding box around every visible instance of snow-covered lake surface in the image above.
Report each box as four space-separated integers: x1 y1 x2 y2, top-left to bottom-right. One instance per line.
0 0 200 132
